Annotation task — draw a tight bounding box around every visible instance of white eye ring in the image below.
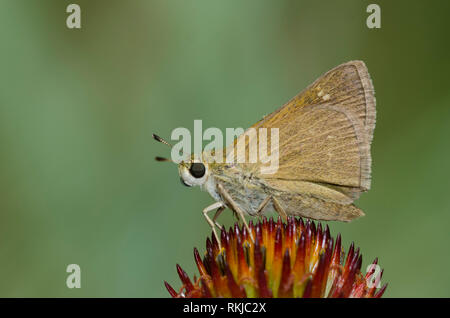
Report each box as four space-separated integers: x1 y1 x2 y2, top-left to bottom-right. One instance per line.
179 163 208 187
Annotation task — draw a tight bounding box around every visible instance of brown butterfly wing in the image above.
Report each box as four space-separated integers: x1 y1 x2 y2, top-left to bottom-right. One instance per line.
251 60 375 190
221 61 375 221
221 61 375 219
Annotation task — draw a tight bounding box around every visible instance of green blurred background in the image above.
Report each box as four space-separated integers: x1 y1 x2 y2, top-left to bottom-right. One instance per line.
0 0 449 297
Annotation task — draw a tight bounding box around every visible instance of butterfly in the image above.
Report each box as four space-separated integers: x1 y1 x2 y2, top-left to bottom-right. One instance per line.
154 61 376 247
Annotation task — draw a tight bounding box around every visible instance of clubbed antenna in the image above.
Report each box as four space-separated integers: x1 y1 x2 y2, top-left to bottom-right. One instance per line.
152 133 173 148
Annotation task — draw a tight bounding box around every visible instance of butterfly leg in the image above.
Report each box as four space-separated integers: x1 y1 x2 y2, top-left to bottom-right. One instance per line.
255 196 271 215
253 196 271 223
203 202 225 249
255 196 288 222
217 184 254 242
212 205 226 228
272 196 288 222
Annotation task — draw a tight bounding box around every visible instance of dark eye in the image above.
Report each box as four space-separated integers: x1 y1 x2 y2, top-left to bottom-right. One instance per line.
189 162 205 178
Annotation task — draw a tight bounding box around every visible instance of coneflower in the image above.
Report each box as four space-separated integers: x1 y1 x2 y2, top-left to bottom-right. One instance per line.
165 216 387 298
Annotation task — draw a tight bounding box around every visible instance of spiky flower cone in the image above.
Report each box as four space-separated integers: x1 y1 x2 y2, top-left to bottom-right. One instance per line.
165 216 387 298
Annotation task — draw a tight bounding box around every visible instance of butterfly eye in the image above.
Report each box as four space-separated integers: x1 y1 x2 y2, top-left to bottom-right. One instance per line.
189 163 205 178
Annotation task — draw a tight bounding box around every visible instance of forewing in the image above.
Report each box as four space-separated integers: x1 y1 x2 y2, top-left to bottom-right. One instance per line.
224 61 375 197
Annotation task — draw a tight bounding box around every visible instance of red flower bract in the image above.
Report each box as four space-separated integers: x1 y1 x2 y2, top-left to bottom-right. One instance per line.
165 216 387 298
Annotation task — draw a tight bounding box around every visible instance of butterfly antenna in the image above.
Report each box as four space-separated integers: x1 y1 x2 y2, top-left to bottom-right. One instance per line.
155 156 173 162
152 133 173 148
153 134 179 164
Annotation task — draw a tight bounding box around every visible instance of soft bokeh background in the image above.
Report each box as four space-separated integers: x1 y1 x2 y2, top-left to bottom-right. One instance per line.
0 0 449 297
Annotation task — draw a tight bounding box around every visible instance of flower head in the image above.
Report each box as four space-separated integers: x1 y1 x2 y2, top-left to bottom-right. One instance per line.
165 216 387 298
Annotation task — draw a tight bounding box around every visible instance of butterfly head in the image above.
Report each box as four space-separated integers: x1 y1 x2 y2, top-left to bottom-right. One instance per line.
153 133 210 188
